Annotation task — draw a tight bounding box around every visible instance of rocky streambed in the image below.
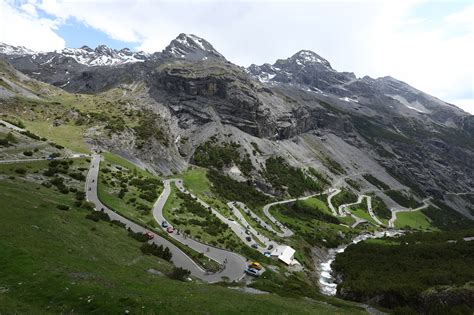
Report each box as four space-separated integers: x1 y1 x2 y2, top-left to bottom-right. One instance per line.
317 230 403 296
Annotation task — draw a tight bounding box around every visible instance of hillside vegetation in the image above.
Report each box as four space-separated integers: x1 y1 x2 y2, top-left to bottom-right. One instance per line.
0 161 363 314
333 230 474 314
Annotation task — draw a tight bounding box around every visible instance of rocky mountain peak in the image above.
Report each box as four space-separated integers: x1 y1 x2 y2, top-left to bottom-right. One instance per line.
94 44 115 56
289 50 332 68
162 33 225 61
79 45 93 52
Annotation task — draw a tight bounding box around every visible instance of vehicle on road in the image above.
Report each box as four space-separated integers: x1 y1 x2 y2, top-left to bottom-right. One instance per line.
245 236 251 242
251 243 258 249
245 268 260 277
144 232 154 240
167 226 174 233
88 187 91 191
267 244 274 250
264 251 271 257
161 221 168 228
249 262 262 270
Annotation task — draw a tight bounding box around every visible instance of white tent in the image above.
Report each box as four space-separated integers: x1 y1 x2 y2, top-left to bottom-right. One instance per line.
271 245 296 265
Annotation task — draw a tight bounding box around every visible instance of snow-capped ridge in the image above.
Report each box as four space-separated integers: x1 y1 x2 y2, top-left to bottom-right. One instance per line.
0 42 150 66
0 43 36 55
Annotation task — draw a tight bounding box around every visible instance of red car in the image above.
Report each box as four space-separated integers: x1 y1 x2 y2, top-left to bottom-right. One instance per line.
144 232 154 240
166 226 174 233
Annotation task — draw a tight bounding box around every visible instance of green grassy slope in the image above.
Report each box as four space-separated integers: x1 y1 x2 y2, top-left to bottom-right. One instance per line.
0 167 364 314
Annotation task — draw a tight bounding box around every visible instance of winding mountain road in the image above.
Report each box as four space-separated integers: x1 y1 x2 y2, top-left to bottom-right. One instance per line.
327 189 341 216
85 153 414 281
159 179 281 253
328 191 387 228
388 198 431 228
86 154 247 283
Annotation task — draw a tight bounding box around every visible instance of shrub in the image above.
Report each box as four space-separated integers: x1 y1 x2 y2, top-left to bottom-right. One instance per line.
386 190 421 208
128 229 149 242
168 267 191 281
264 157 323 197
140 243 172 261
75 191 85 201
14 168 27 175
193 140 252 175
23 151 33 156
69 172 86 181
322 156 346 175
56 204 70 211
85 211 110 222
110 220 126 228
363 173 390 190
81 201 95 211
20 130 41 140
4 119 25 128
0 133 17 146
207 169 270 208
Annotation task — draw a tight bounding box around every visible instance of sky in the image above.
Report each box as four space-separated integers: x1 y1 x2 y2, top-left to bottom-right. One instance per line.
0 0 473 114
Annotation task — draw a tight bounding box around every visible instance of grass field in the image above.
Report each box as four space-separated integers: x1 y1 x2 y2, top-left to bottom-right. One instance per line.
181 167 231 217
102 152 151 177
24 120 90 154
350 207 378 226
395 210 434 230
181 167 210 195
0 166 364 313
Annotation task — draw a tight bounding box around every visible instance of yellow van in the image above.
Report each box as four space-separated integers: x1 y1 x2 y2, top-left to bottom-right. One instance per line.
249 261 262 270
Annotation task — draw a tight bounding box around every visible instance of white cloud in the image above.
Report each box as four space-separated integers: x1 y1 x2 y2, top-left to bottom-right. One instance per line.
0 0 64 51
0 0 65 51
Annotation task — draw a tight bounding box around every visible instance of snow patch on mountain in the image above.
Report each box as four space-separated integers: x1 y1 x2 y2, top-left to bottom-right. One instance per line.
389 95 431 114
292 50 332 69
339 96 359 103
0 42 149 66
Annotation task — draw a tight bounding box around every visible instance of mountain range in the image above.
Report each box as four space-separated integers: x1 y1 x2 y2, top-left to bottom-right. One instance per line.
0 33 472 219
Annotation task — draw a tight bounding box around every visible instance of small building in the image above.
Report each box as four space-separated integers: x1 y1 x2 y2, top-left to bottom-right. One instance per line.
271 245 296 265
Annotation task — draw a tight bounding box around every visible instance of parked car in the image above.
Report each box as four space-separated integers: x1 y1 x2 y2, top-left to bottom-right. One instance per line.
267 244 274 250
245 268 260 277
144 232 154 240
245 236 251 242
161 221 168 228
251 243 258 249
249 261 262 270
264 251 271 257
166 226 174 233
